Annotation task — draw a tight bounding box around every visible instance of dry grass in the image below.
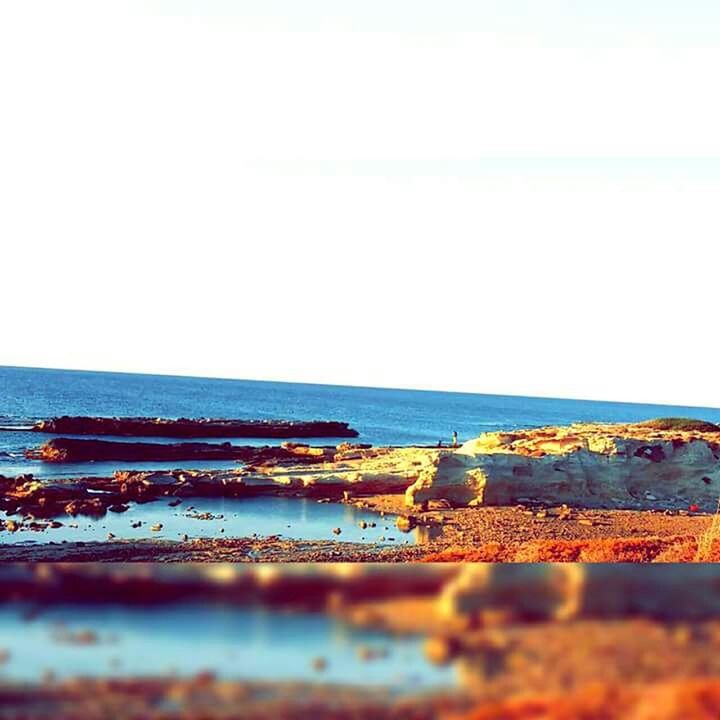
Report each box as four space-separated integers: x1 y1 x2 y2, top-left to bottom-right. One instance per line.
421 536 720 563
457 679 720 720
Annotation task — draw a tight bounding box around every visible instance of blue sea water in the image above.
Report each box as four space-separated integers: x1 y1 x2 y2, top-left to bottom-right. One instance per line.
2 364 720 478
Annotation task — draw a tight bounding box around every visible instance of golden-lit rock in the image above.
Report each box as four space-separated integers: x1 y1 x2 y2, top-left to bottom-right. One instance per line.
406 420 720 509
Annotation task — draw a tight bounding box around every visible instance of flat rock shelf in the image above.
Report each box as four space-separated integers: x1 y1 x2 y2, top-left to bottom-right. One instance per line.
28 416 359 438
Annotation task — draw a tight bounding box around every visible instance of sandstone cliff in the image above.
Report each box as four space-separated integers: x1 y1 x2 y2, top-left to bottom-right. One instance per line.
406 420 720 510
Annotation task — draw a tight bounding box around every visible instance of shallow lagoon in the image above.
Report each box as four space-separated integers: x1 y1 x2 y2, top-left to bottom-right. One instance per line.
0 496 427 546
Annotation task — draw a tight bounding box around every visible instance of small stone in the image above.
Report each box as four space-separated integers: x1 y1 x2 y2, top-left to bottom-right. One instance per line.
150 523 163 531
357 646 388 662
332 527 342 535
424 636 459 666
396 515 417 532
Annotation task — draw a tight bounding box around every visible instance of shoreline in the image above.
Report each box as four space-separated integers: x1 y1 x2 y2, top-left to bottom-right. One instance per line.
4 419 720 561
0 504 713 562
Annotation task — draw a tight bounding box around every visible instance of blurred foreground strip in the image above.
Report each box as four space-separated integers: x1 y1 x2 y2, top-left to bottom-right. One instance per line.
3 564 720 718
3 677 720 719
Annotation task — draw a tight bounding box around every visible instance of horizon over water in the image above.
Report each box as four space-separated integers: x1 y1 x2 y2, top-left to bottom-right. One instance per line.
2 365 720 479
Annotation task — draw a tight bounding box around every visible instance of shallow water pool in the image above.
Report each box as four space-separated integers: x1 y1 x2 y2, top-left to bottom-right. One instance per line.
0 496 429 546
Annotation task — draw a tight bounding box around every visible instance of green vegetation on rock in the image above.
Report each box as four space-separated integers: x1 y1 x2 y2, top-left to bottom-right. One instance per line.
637 418 720 433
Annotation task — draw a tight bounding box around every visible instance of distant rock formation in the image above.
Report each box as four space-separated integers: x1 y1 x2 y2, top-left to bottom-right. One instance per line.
32 416 358 438
406 420 720 510
25 438 339 464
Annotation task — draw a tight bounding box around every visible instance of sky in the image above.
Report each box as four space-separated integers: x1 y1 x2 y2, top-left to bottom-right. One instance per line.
2 2 720 407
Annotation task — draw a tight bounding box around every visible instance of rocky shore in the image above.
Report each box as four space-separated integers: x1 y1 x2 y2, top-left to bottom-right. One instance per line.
4 419 720 561
3 675 720 719
29 416 359 438
20 418 720 513
1 445 431 521
0 678 466 720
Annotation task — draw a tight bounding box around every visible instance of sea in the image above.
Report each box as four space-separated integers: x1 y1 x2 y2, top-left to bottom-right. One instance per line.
2 364 720 479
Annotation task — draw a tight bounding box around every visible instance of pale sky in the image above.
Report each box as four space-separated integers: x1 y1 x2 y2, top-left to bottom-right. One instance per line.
3 2 720 407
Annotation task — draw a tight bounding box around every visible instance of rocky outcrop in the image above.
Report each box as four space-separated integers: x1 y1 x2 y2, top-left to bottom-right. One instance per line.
406 421 720 510
236 447 440 497
32 416 358 438
439 564 720 623
1 447 437 519
12 420 720 521
25 438 340 464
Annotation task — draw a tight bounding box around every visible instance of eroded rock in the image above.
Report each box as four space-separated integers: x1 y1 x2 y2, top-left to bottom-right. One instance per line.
406 421 720 510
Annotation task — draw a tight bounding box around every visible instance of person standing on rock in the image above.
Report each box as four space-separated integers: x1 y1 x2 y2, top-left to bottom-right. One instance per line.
452 431 458 448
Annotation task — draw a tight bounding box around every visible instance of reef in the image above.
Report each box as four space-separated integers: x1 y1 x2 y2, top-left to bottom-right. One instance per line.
30 415 358 438
25 438 347 463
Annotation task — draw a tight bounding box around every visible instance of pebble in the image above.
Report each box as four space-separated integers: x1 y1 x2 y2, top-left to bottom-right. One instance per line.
396 515 417 532
332 527 342 535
